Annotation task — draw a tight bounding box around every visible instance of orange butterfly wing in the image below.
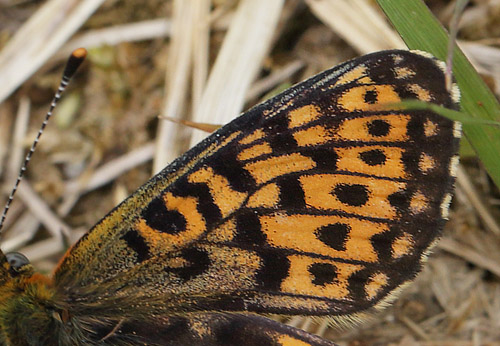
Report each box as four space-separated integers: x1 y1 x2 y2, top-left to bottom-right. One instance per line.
53 50 460 344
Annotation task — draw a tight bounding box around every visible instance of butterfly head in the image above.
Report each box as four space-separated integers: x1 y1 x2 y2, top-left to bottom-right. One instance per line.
4 252 33 277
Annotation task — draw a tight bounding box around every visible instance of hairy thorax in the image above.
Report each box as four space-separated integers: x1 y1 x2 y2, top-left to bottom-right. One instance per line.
0 271 68 345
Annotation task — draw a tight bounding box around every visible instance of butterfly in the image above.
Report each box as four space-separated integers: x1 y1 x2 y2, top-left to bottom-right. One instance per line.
0 49 460 345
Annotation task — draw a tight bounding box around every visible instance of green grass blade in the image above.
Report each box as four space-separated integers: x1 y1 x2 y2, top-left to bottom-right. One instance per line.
396 100 500 126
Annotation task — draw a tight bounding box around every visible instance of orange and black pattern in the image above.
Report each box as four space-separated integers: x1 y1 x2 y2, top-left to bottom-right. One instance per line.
0 50 460 345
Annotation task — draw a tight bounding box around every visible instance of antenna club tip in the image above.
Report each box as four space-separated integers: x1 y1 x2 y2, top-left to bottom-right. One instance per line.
63 48 87 79
72 48 88 59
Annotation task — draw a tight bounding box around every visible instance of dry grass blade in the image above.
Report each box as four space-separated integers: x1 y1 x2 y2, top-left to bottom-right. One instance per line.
16 183 71 239
306 0 405 53
191 0 210 117
57 19 172 60
456 166 500 236
154 0 198 172
246 60 305 102
58 143 155 217
0 0 104 104
8 97 30 182
438 237 500 278
65 143 155 196
19 236 69 263
189 0 285 146
1 212 40 252
399 315 431 341
460 42 500 95
0 106 11 178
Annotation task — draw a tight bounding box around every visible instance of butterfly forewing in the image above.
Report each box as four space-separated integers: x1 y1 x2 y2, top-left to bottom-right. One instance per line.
54 50 460 342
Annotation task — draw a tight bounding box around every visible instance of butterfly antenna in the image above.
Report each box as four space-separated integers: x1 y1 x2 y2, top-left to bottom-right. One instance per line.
0 48 87 236
158 115 221 133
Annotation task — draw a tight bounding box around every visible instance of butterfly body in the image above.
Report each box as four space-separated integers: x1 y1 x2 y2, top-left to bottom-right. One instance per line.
0 264 56 345
0 50 460 345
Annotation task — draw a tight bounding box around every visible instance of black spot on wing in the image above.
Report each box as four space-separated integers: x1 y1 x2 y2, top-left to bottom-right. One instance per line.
370 227 400 261
121 230 150 263
142 197 186 234
315 223 350 252
167 248 210 282
208 146 256 192
359 149 386 166
255 250 290 291
234 210 267 246
302 146 338 171
364 89 378 104
332 183 369 207
388 189 411 214
213 316 275 346
309 262 337 286
401 150 421 177
407 116 426 140
347 268 373 302
367 119 391 137
170 177 221 229
277 175 306 210
264 113 298 153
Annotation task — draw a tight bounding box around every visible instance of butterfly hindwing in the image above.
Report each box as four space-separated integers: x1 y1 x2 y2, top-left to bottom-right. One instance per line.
91 313 336 346
53 50 460 341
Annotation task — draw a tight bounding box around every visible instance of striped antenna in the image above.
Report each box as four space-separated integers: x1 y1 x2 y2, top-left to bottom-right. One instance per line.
0 48 87 235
